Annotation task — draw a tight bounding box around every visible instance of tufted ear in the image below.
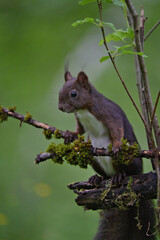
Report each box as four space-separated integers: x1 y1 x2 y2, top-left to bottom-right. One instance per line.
77 72 91 91
64 71 73 82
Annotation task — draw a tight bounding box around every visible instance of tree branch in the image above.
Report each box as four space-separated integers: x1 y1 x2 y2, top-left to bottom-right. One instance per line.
0 107 77 142
35 148 160 164
144 19 160 41
68 172 157 210
124 0 160 222
134 8 155 170
1 106 160 165
125 0 160 149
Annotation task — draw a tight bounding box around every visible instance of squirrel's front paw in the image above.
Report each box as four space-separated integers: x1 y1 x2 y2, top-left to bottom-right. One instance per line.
112 141 122 158
64 130 78 144
88 174 103 186
111 171 126 185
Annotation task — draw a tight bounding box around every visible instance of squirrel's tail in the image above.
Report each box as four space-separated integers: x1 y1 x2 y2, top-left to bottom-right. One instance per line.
94 200 156 240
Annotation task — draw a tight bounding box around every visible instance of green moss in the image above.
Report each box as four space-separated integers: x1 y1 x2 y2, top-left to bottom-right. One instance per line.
0 105 8 123
126 177 133 191
46 142 65 164
114 193 129 210
100 181 112 201
43 129 53 140
115 177 139 209
8 106 16 112
54 129 63 139
108 138 139 168
114 177 141 229
135 208 142 230
46 135 93 168
24 112 32 122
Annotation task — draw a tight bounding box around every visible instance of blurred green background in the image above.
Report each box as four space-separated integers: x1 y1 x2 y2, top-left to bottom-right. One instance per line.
0 0 159 239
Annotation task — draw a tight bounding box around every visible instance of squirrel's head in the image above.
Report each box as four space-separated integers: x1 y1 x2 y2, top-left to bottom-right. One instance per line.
58 71 92 113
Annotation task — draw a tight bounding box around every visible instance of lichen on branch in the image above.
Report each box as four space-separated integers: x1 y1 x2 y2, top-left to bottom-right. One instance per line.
108 139 140 168
46 135 93 168
0 105 8 123
24 112 32 122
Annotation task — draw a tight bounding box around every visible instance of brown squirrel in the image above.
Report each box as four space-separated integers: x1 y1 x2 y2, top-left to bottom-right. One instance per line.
58 71 156 240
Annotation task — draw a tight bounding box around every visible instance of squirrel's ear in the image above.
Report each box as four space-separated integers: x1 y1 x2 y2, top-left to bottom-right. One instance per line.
64 71 73 82
77 72 91 91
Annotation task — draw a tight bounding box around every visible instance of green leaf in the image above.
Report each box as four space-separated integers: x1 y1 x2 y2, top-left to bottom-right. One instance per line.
100 56 110 63
72 18 94 27
127 27 134 39
112 0 126 6
104 28 134 43
105 0 126 6
99 39 104 46
122 50 147 58
114 29 130 40
112 45 147 58
114 45 132 52
105 32 124 43
79 0 96 5
105 0 113 3
96 19 116 30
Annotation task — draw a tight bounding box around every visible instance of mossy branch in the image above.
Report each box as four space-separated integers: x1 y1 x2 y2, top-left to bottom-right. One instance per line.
35 138 160 167
44 136 94 168
68 171 157 211
35 148 160 163
1 106 160 169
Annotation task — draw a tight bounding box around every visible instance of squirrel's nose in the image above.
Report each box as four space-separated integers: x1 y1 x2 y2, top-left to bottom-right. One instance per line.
58 105 64 111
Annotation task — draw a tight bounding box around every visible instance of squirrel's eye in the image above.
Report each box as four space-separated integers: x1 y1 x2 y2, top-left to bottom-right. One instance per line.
70 91 77 98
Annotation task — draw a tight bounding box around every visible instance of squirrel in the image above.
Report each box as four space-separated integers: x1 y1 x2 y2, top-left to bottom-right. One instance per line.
58 71 156 240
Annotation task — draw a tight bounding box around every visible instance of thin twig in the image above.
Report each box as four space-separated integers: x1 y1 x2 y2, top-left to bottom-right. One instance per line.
144 20 160 41
0 107 76 142
150 91 160 129
1 107 57 131
146 222 157 237
96 0 147 130
140 8 145 49
138 8 150 127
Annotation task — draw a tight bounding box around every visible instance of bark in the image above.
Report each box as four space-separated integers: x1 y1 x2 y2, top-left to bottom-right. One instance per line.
68 172 157 210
